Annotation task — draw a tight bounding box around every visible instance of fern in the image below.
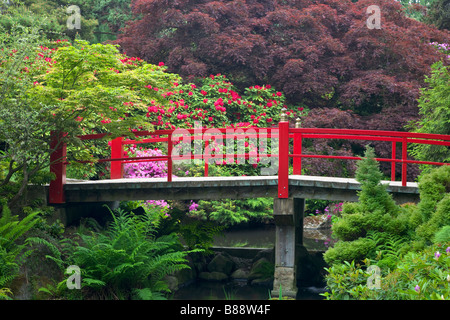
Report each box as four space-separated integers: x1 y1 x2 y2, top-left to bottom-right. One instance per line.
365 230 408 270
0 287 12 300
0 203 41 249
70 206 199 299
0 203 42 293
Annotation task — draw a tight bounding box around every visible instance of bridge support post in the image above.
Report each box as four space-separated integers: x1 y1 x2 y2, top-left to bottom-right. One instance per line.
272 197 304 299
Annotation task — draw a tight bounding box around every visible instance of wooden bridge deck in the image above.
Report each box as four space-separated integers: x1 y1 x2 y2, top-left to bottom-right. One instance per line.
63 175 419 204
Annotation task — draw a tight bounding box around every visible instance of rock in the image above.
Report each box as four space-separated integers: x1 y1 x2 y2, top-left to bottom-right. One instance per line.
165 275 179 292
198 271 229 282
303 214 332 229
175 265 197 287
230 268 249 280
252 248 274 264
248 258 274 281
207 253 235 275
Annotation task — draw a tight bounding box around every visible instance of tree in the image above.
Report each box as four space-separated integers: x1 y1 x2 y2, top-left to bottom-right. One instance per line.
424 0 450 30
1 0 98 41
410 60 450 175
0 7 180 204
69 0 135 43
117 0 450 113
323 147 409 266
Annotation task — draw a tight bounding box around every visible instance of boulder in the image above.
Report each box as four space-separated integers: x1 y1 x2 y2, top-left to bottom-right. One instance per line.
207 253 235 275
248 258 274 282
252 248 274 264
230 268 250 280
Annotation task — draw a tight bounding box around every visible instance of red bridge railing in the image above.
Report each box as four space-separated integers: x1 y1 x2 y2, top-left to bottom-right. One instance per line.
49 110 450 204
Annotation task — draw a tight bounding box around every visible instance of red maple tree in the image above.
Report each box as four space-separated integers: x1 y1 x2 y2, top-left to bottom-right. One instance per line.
117 0 449 112
117 0 450 179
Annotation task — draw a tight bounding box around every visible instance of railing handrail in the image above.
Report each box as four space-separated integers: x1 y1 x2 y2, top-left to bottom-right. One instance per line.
48 114 450 203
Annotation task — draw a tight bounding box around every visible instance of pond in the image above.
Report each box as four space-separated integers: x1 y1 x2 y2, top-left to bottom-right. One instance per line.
172 279 325 300
172 223 331 300
212 223 334 252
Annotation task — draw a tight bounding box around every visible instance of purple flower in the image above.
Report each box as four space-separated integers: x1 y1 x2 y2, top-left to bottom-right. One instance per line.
446 247 450 255
414 285 420 293
435 251 441 260
189 200 198 212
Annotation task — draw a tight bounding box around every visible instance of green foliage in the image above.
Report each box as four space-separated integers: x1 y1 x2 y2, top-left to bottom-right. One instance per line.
323 238 376 266
178 220 224 254
2 1 98 41
190 197 273 227
321 260 369 300
324 146 410 265
69 206 198 299
354 147 399 216
417 193 450 241
434 226 450 244
324 165 450 299
0 203 41 251
415 166 450 241
410 61 450 176
322 243 450 300
0 202 41 297
416 165 450 221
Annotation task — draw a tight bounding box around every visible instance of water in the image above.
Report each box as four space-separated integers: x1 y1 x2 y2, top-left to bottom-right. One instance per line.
213 224 334 252
173 280 272 300
172 224 330 300
172 280 325 300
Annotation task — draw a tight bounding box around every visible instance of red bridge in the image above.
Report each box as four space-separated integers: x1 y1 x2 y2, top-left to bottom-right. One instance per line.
47 109 450 298
49 109 449 204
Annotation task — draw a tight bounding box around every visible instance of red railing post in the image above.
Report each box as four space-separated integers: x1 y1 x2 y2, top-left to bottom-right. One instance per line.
391 141 396 181
278 108 289 198
110 137 124 179
401 137 407 186
167 132 173 182
49 131 67 204
204 140 209 177
293 117 302 175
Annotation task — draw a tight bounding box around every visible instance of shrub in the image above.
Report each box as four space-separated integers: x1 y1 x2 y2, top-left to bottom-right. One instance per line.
434 226 450 244
323 238 376 266
323 243 450 300
324 146 410 265
416 165 450 221
415 165 450 241
417 193 450 241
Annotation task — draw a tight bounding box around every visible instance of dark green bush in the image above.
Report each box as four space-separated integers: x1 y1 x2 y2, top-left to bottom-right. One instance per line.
434 225 450 244
415 166 450 242
324 238 376 265
325 147 410 265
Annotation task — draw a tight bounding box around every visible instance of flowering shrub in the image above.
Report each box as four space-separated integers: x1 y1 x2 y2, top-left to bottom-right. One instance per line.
123 146 168 179
430 42 450 60
322 243 450 300
144 74 307 129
